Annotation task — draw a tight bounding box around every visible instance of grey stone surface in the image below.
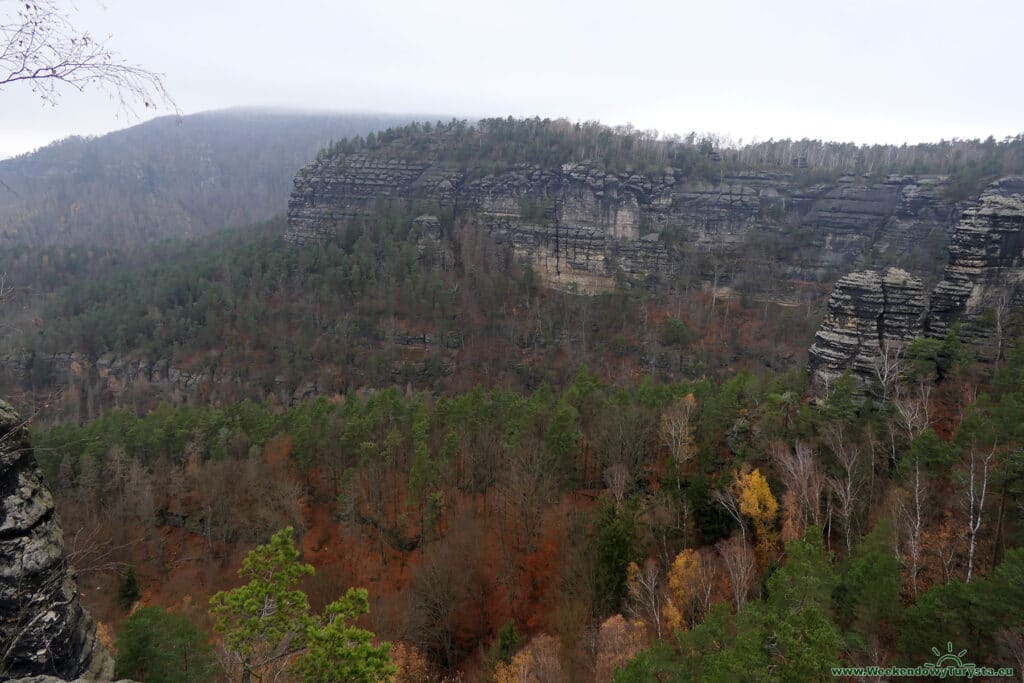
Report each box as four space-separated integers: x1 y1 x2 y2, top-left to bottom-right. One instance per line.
0 401 115 681
809 177 1024 390
926 176 1024 351
284 152 960 294
808 268 926 389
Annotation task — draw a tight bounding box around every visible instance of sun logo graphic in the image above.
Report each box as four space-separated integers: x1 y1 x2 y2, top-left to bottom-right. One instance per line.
924 642 976 671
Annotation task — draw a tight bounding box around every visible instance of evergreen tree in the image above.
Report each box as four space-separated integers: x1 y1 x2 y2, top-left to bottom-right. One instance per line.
116 607 220 683
293 588 395 683
118 566 141 611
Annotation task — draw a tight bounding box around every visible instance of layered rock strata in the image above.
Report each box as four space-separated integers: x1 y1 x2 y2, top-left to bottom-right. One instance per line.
286 152 959 293
810 177 1024 389
0 400 115 681
926 177 1024 350
808 268 926 389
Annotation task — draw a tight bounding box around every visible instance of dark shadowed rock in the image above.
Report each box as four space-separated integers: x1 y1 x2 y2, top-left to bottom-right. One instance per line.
0 401 115 681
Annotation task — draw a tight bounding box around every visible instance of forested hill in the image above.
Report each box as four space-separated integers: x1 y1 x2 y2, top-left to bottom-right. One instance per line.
0 109 426 247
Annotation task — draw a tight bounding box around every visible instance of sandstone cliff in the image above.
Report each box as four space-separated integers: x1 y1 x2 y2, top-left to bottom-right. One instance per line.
0 401 115 681
809 177 1024 389
926 176 1024 352
286 151 959 293
808 268 926 390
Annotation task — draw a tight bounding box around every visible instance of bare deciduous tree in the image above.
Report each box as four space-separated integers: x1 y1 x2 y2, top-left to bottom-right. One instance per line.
718 534 757 612
893 380 932 443
892 380 933 596
603 463 631 511
994 628 1024 681
992 292 1011 368
893 474 926 598
593 615 646 683
660 394 697 492
871 341 905 402
771 440 826 530
1 1 176 115
828 452 862 556
963 445 995 583
693 549 718 621
626 558 666 640
499 436 557 553
822 427 866 555
713 478 747 544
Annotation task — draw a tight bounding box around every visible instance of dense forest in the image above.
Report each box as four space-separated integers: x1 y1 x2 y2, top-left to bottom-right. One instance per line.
27 339 1024 680
1 204 822 418
3 117 1024 681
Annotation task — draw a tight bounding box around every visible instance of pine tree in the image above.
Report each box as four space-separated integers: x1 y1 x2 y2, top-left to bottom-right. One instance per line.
209 527 393 683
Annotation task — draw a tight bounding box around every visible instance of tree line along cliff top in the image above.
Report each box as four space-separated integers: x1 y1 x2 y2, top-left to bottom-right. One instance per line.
314 117 1024 197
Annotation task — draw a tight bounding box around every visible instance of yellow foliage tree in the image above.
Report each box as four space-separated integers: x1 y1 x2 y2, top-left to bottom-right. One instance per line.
665 548 700 630
662 599 683 634
736 468 779 556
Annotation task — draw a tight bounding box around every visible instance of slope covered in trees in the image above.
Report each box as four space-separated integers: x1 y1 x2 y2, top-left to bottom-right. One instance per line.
2 206 822 417
0 109 419 247
3 116 1024 681
25 338 1024 680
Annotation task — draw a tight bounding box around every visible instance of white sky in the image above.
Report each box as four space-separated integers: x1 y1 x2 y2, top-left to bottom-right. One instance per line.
2 0 1022 159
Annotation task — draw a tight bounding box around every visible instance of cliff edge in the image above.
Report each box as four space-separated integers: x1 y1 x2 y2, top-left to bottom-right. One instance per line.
1 401 115 681
809 177 1024 390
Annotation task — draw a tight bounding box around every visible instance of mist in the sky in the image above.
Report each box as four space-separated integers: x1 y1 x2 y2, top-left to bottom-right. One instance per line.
2 0 1022 159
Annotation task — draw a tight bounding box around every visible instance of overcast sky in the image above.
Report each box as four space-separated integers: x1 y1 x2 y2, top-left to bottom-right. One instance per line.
2 0 1022 159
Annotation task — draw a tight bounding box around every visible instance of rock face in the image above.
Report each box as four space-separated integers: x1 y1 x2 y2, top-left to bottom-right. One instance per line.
0 351 241 409
0 401 115 681
286 152 959 293
809 177 1024 389
926 176 1024 351
808 268 926 389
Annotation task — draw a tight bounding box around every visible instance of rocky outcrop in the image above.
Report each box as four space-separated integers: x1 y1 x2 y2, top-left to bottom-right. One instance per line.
286 155 461 243
809 177 1024 389
808 268 926 389
926 177 1024 351
0 351 239 408
286 151 960 293
0 401 115 681
410 214 453 269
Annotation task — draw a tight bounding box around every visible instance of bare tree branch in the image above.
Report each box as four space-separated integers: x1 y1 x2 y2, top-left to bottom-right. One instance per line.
1 1 178 117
